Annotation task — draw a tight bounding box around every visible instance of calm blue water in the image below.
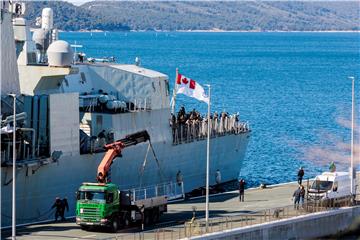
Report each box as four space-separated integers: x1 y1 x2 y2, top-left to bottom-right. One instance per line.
61 32 360 187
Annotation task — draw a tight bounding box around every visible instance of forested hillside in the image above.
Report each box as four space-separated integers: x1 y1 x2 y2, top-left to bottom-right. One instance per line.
25 1 360 31
84 1 359 31
24 1 130 31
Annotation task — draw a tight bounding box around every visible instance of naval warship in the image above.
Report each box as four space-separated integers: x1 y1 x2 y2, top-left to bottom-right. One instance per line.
1 2 250 227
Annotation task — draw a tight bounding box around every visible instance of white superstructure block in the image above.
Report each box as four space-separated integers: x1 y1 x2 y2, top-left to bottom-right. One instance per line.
49 93 80 157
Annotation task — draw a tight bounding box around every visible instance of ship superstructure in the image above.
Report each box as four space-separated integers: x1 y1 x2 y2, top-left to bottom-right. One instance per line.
1 3 250 227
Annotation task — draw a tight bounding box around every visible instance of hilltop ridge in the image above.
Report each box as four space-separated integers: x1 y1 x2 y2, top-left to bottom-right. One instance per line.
25 1 360 31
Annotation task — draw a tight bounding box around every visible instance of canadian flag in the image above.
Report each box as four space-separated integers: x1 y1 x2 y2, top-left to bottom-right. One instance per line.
176 73 209 104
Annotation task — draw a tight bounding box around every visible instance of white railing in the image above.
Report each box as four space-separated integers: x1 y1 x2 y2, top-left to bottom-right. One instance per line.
129 97 151 112
129 181 185 202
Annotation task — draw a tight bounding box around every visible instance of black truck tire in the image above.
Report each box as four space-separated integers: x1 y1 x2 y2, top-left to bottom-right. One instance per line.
110 217 119 233
144 210 150 225
152 207 159 223
124 215 130 227
121 212 130 228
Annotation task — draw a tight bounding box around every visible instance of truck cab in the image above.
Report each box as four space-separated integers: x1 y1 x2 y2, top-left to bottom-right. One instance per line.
76 182 122 231
308 172 351 201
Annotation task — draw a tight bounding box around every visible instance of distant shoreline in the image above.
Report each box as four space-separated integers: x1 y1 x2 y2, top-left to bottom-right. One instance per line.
176 29 360 33
71 29 360 33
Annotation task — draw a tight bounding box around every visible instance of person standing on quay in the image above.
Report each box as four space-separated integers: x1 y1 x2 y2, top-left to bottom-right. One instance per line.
292 186 301 210
299 185 306 207
239 179 246 202
51 197 63 221
60 197 69 221
297 167 304 185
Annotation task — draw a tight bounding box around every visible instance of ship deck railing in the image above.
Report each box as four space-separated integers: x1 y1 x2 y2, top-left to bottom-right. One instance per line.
171 119 250 145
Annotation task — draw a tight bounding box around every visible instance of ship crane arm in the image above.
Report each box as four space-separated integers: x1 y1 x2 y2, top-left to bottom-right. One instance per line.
97 130 150 183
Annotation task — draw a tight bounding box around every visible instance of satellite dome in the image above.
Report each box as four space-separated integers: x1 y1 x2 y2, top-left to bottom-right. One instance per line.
47 40 73 67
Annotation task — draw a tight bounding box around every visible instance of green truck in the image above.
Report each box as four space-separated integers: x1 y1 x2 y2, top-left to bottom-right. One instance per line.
75 131 168 232
76 182 167 232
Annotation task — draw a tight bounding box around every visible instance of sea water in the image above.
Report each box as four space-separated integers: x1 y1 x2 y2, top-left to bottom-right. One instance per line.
62 32 360 187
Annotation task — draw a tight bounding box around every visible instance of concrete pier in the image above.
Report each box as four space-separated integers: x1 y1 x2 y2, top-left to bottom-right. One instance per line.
192 206 360 240
2 179 359 239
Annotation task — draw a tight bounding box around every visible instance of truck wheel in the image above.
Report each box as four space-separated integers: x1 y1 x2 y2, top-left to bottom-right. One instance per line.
152 208 159 223
144 210 150 225
121 213 130 228
111 217 119 233
124 216 130 227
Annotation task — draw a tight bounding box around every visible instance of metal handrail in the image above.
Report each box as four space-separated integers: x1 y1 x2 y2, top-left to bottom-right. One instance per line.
180 195 359 238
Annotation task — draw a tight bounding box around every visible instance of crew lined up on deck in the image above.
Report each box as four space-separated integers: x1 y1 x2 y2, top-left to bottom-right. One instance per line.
170 106 248 144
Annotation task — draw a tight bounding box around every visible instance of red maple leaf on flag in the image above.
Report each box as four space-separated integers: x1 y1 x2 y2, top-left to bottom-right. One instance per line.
182 77 189 84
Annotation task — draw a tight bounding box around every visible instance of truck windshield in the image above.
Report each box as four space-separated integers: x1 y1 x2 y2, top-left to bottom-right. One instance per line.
311 180 333 191
78 191 105 202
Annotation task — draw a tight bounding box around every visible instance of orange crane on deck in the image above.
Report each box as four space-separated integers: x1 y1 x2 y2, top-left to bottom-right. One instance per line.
96 130 150 183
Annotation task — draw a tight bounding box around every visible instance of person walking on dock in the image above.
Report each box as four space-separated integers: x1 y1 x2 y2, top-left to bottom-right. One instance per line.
297 167 304 185
292 187 301 210
299 185 306 207
60 198 69 221
51 197 69 221
239 179 246 202
51 197 64 221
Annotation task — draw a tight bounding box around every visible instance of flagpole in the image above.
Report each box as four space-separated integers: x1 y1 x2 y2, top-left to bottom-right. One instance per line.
171 68 179 114
205 84 211 232
349 76 355 198
9 93 17 240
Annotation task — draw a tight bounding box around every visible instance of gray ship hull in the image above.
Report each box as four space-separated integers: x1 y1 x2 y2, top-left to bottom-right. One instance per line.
1 131 249 227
